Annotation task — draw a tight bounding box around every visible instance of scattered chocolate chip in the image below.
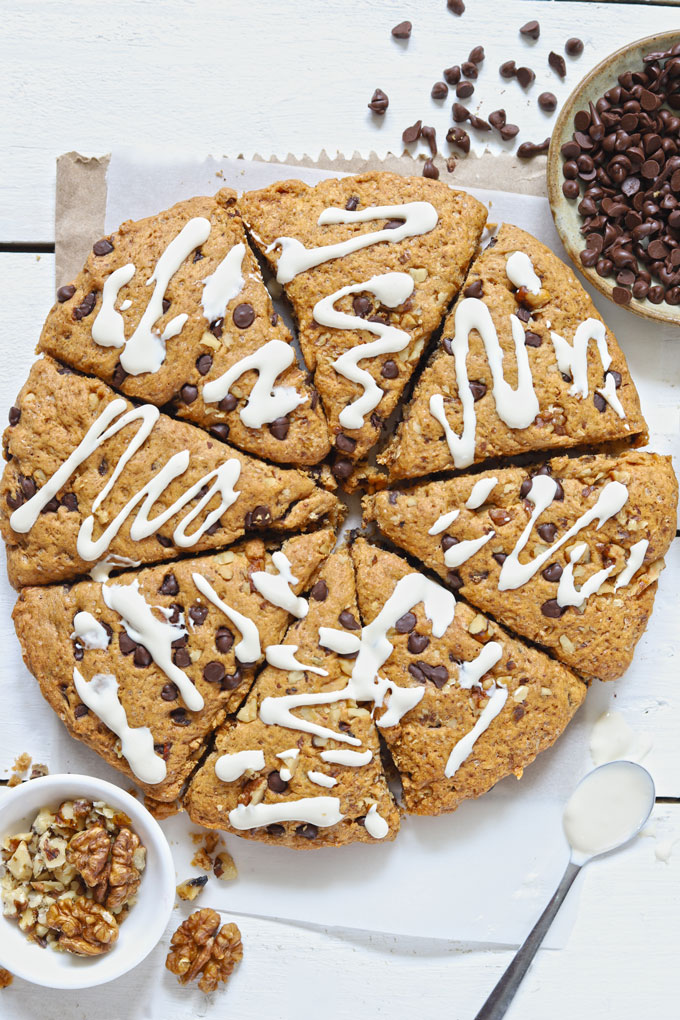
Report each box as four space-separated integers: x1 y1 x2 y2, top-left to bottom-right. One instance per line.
612 286 631 306
447 0 465 12
268 771 289 793
408 632 430 654
73 291 97 320
451 102 470 123
57 283 76 302
447 126 470 153
423 158 439 179
431 81 449 100
500 123 520 140
421 125 437 155
269 416 290 441
500 60 517 79
520 19 540 39
488 109 506 130
196 353 212 376
118 631 137 656
72 642 84 661
565 37 584 57
402 120 422 144
233 303 255 328
538 92 557 112
368 88 389 114
542 562 563 582
444 65 461 86
548 51 567 78
456 81 474 99
159 572 179 596
516 66 536 89
461 61 478 80
296 824 319 840
336 433 357 454
391 20 411 39
134 645 152 668
395 611 417 634
517 138 550 158
93 238 114 256
339 610 360 630
541 599 566 619
469 45 485 64
469 379 487 401
310 579 328 602
469 115 491 132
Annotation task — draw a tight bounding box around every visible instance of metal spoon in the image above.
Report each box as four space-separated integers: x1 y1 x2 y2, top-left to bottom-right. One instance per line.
473 761 655 1020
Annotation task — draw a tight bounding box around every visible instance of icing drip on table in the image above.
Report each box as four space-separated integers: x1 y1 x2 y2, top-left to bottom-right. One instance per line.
466 476 498 510
364 804 389 839
311 272 415 429
307 771 337 788
556 543 615 608
615 539 649 590
269 201 439 283
192 571 261 663
73 669 166 784
265 644 329 676
429 298 539 469
428 509 459 536
201 243 245 322
318 627 362 655
321 748 373 767
498 475 628 591
91 264 136 347
550 318 615 402
70 611 111 650
505 251 542 294
251 552 309 618
203 339 306 427
445 685 508 778
102 579 203 712
229 797 344 830
215 749 265 782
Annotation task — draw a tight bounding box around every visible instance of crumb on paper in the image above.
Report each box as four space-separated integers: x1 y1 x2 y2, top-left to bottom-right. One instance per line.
191 848 213 871
7 753 32 787
143 794 180 819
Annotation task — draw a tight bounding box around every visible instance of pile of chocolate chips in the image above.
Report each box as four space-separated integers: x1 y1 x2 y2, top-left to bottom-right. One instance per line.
561 42 680 306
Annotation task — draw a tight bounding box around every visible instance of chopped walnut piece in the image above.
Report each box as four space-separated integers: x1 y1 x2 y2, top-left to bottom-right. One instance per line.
0 968 13 989
67 825 112 887
213 851 238 882
177 875 208 901
105 828 145 911
166 908 243 994
45 896 119 956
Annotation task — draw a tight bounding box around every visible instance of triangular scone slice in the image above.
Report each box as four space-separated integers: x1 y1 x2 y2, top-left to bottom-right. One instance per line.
12 529 334 802
364 451 677 682
379 223 648 482
184 547 401 848
1 358 342 588
38 190 330 465
351 539 586 815
240 173 486 475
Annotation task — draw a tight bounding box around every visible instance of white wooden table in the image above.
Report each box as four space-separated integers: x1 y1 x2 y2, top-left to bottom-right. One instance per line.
2 3 680 1018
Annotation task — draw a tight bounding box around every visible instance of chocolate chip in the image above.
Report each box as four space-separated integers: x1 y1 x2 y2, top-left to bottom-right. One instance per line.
447 0 465 12
499 60 517 79
112 362 128 388
248 504 272 529
93 238 114 256
296 824 319 840
469 379 487 401
73 291 97 320
134 645 152 668
189 604 208 626
524 330 542 347
520 19 540 39
196 353 212 376
444 65 461 86
57 284 76 302
488 109 506 130
159 572 179 596
267 823 285 836
310 579 328 602
209 318 223 338
513 705 526 722
391 20 411 38
218 393 237 413
461 62 478 81
447 127 470 153
423 158 439 179
565 38 584 57
456 81 474 99
161 683 179 701
368 88 389 115
332 457 353 480
516 66 535 89
269 416 290 441
402 120 423 144
612 286 631 306
464 279 484 298
381 359 399 379
517 138 550 158
345 196 359 211
395 611 417 634
339 610 360 630
447 569 464 591
212 628 233 655
538 92 557 112
431 81 449 100
548 51 567 78
441 535 458 553
8 406 21 426
119 632 137 656
416 662 449 688
210 423 230 442
203 661 226 684
73 642 84 661
61 492 78 512
537 523 557 542
451 102 470 123
408 632 430 654
469 45 485 64
267 771 289 793
593 392 608 412
469 115 491 132
542 562 563 582
541 599 566 619
492 552 507 566
74 703 89 719
221 670 243 691
335 433 357 454
233 303 255 328
500 123 520 141
19 475 36 499
421 125 437 155
180 383 198 404
170 708 191 726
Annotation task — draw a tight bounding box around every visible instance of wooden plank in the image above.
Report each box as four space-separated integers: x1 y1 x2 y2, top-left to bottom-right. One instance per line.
2 0 678 240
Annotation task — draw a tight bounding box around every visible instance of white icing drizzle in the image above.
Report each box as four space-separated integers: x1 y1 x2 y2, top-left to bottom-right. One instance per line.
9 397 241 561
160 314 188 342
252 552 309 618
91 263 136 348
70 611 110 650
201 242 245 322
265 644 329 676
102 579 202 712
457 641 503 689
119 217 211 375
119 300 132 311
466 476 498 510
259 689 363 746
269 201 439 284
443 531 496 569
307 771 338 789
498 475 628 591
276 748 300 761
228 797 343 830
73 669 166 784
215 749 265 783
445 685 508 778
428 508 460 536
429 298 539 469
596 372 626 418
556 543 615 608
550 318 616 404
311 272 415 429
202 339 306 427
506 251 541 295
89 555 141 582
320 748 373 767
364 804 389 839
318 627 362 655
192 571 261 663
615 539 649 591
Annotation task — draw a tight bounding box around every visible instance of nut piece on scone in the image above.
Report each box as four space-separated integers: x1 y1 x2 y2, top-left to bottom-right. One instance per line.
1 357 342 587
39 190 331 466
350 538 586 815
379 223 648 482
239 172 487 473
166 908 242 994
183 546 401 848
363 451 678 682
13 529 335 802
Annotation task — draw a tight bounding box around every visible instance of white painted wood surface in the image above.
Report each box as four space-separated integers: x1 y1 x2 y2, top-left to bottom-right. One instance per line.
2 1 680 1017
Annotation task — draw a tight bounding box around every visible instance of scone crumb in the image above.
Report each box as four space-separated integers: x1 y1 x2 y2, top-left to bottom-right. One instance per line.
0 968 12 989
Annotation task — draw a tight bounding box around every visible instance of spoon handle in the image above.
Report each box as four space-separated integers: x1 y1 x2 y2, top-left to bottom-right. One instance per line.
473 859 582 1020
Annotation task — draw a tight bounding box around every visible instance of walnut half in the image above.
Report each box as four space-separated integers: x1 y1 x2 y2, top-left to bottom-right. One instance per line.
166 908 243 994
45 896 119 956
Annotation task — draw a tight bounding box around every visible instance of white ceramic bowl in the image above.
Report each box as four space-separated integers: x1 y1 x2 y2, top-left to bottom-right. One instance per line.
0 774 176 989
